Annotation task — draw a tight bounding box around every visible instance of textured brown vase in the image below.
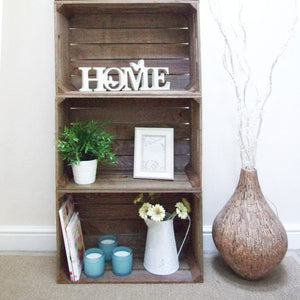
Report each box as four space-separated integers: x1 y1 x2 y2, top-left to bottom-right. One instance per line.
212 169 288 280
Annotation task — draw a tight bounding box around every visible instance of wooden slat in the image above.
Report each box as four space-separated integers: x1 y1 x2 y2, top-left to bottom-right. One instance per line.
191 99 201 180
55 11 70 90
70 13 188 29
103 124 191 140
78 204 139 219
68 97 191 108
191 193 203 282
186 9 200 92
81 218 146 234
70 59 190 76
57 256 195 284
69 107 190 124
80 217 187 233
102 154 189 171
71 59 189 75
56 171 200 193
57 90 201 98
70 74 190 91
70 28 189 44
56 101 71 183
58 3 193 17
70 44 190 60
113 139 190 155
72 192 191 204
76 198 184 220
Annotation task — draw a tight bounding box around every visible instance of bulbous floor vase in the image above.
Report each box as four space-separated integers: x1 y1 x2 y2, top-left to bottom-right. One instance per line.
212 169 287 280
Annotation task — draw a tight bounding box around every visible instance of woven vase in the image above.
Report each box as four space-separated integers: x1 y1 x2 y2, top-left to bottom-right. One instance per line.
212 169 287 280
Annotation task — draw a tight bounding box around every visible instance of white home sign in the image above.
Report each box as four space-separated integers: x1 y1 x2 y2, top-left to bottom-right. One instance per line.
79 59 170 92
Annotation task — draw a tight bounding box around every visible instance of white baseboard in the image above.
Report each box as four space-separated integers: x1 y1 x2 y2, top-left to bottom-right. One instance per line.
0 226 56 252
0 224 299 252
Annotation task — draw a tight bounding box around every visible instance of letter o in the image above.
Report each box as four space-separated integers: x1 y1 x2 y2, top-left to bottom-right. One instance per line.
104 68 126 91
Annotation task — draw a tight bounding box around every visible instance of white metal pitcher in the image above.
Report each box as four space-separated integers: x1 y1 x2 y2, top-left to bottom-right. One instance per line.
143 215 191 275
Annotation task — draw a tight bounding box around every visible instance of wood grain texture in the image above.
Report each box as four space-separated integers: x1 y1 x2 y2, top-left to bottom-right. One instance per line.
212 169 287 280
70 59 190 75
55 0 202 284
70 28 189 44
57 255 201 284
55 2 201 94
57 171 201 193
70 13 188 29
70 44 190 60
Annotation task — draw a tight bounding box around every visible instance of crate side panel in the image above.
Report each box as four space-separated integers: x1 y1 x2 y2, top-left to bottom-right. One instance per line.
55 10 71 91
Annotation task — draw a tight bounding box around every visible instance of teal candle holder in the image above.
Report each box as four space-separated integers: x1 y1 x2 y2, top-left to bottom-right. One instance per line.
83 248 105 278
98 234 118 262
112 246 133 276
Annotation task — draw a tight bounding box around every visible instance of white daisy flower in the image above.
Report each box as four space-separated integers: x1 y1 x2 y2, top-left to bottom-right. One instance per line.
175 202 188 219
139 202 151 220
147 204 166 222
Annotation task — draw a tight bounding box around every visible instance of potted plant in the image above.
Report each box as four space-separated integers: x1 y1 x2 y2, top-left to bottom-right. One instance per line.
56 120 116 184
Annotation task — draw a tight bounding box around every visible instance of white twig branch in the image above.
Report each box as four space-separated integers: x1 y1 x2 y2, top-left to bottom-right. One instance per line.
209 0 298 170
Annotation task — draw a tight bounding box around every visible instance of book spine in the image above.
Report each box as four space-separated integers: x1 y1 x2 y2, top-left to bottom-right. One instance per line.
59 205 75 282
66 213 80 281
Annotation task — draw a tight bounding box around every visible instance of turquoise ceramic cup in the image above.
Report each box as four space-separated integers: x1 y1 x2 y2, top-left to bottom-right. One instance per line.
98 234 118 262
83 248 105 278
112 246 133 276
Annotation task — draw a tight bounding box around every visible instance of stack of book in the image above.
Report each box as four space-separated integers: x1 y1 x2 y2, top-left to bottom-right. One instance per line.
59 196 85 281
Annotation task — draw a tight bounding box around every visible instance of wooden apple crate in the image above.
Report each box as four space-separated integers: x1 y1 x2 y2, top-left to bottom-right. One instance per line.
55 0 202 283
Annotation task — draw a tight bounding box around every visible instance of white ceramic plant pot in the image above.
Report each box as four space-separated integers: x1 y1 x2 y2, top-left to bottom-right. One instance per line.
72 159 98 184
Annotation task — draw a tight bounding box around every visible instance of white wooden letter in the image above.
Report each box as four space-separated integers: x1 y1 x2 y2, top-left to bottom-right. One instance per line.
79 67 106 92
78 60 171 92
121 67 143 91
104 68 126 91
151 67 170 90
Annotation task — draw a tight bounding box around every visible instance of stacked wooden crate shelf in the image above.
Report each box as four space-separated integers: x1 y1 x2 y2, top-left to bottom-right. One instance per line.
55 0 202 283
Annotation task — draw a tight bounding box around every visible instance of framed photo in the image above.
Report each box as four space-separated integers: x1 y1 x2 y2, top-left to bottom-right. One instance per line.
134 127 174 180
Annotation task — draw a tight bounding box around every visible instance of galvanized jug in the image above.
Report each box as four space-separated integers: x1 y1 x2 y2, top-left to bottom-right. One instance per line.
143 215 191 275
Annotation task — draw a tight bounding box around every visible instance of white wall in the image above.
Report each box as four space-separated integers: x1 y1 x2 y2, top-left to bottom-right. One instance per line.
0 0 299 251
0 0 3 64
0 0 55 226
201 0 300 229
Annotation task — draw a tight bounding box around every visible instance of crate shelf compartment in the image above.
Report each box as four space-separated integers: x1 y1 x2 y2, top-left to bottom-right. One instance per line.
56 97 201 192
56 192 203 283
55 1 200 95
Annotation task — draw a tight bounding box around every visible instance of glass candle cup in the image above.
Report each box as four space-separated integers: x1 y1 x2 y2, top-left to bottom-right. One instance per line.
98 234 118 262
83 248 105 278
112 246 133 276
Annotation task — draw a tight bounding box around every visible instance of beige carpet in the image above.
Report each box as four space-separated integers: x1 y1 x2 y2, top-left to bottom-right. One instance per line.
0 251 299 300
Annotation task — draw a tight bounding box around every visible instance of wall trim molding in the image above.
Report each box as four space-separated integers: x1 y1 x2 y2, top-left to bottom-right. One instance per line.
0 224 299 252
0 226 56 252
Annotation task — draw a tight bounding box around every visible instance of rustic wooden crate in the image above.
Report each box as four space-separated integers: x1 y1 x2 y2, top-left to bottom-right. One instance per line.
56 192 203 283
55 1 200 96
55 0 202 284
56 97 201 192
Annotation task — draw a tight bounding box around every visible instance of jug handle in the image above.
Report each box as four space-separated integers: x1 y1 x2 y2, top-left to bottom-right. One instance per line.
177 215 191 258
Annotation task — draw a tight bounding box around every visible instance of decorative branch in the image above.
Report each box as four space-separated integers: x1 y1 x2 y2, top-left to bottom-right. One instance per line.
209 0 298 170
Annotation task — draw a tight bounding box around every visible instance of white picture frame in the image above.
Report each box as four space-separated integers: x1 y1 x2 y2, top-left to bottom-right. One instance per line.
134 127 174 180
